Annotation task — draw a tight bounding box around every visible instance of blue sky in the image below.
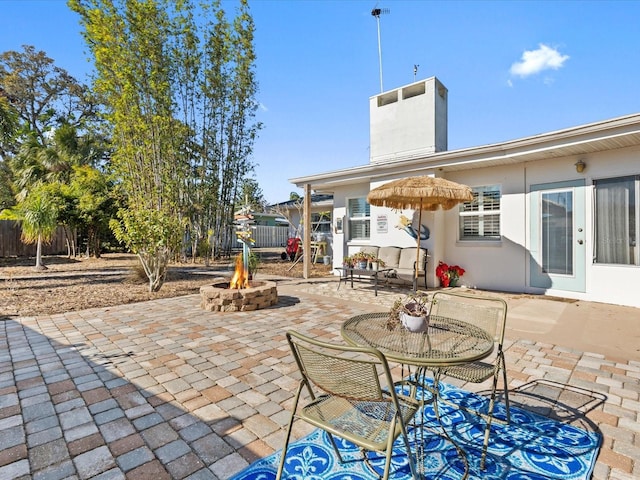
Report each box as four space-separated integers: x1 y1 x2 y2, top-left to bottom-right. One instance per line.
2 0 640 204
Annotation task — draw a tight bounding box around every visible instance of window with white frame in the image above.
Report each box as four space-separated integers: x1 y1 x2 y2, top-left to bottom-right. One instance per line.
594 175 639 265
311 211 331 234
347 197 370 240
459 185 501 240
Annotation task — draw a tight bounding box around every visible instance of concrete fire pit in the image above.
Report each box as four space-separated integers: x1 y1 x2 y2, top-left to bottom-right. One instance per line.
200 278 278 312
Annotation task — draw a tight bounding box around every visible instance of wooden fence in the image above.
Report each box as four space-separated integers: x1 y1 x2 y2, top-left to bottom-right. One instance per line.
0 220 69 257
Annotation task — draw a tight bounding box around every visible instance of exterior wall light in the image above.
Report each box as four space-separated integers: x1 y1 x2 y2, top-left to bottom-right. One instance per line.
575 160 586 173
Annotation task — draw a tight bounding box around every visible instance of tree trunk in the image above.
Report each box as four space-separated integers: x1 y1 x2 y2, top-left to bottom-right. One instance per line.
34 233 47 270
138 247 170 292
87 226 101 258
93 234 101 259
63 226 76 258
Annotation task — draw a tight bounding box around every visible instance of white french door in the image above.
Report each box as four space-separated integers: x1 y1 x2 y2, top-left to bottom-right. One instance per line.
530 180 586 292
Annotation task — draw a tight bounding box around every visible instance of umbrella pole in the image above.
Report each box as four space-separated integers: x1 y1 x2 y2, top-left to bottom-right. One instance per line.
414 199 422 292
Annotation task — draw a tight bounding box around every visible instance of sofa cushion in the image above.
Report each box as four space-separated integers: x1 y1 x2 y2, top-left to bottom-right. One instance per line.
354 246 428 287
377 246 401 269
398 247 426 272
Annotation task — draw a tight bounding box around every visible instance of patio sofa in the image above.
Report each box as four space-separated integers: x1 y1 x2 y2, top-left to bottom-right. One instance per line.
358 246 428 289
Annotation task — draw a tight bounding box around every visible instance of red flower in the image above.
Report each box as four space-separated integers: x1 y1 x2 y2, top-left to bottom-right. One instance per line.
436 261 465 285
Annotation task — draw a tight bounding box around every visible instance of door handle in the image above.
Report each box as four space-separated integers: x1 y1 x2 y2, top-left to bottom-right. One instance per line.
577 239 584 245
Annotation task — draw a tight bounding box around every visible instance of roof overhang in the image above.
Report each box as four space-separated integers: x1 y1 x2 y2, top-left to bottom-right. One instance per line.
290 113 640 192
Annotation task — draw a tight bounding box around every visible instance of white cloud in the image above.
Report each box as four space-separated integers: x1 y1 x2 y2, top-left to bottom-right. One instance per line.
510 44 569 78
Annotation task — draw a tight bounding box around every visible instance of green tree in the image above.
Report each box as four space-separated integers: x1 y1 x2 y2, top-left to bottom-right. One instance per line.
178 0 261 261
236 176 266 212
1 183 60 269
0 91 19 208
0 159 14 210
8 124 111 255
0 90 19 157
71 0 261 288
0 45 98 143
70 165 116 258
71 0 187 291
1 46 107 257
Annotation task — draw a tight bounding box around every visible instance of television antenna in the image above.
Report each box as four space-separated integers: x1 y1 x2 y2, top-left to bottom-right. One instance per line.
371 5 390 93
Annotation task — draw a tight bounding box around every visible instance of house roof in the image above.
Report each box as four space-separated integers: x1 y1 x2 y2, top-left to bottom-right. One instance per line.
290 112 640 192
269 194 333 209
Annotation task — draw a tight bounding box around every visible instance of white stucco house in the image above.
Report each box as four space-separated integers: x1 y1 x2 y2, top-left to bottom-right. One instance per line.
290 76 640 308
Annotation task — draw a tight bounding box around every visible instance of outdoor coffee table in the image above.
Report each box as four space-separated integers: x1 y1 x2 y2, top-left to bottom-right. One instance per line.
341 312 495 479
334 267 393 296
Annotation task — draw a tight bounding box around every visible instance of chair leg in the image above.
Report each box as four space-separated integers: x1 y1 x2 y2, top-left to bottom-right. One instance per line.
275 383 303 480
325 433 345 464
500 356 511 423
480 352 508 470
480 373 499 470
397 416 420 480
382 425 395 480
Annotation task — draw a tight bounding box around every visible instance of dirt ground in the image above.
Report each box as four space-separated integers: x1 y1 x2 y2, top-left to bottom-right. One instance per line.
0 250 332 317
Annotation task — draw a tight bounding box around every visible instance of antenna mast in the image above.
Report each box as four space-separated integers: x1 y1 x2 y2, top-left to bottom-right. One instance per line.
371 6 390 93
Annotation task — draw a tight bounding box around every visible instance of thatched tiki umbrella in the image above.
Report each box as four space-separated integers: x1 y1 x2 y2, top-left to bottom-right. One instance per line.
367 176 474 290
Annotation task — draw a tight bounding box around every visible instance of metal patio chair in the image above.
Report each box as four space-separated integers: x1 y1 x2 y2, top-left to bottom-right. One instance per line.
276 331 421 480
428 291 510 468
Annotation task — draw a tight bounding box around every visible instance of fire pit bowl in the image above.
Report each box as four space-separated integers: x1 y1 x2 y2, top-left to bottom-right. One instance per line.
200 278 278 312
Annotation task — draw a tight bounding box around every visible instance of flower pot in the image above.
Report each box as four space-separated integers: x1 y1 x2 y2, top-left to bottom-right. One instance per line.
371 262 378 270
357 261 368 270
400 312 428 333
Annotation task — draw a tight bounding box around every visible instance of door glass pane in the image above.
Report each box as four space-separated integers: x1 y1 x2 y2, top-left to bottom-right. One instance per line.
541 191 573 275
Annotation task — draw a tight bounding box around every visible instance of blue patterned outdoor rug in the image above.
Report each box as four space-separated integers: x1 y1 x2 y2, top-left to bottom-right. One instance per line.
232 379 601 480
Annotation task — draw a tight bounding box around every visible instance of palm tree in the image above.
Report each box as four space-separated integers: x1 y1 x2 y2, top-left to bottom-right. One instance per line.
10 135 48 202
17 187 59 269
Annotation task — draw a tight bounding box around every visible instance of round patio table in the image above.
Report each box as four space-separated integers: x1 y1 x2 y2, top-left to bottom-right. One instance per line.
341 312 495 479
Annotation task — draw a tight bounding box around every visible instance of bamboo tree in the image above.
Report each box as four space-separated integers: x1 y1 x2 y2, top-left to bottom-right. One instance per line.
70 0 261 286
71 0 185 291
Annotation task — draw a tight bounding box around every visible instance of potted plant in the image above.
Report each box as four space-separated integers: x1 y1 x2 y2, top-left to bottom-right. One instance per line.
370 257 385 271
436 261 465 287
351 251 373 270
388 292 430 332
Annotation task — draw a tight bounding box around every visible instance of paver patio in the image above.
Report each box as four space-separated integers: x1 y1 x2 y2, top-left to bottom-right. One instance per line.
1 276 639 479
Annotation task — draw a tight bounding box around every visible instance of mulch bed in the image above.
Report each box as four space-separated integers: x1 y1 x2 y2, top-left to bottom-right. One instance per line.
0 252 332 317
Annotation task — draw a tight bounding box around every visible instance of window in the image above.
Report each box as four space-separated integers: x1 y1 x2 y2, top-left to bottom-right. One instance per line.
459 185 501 241
311 211 331 234
347 197 370 240
594 175 639 265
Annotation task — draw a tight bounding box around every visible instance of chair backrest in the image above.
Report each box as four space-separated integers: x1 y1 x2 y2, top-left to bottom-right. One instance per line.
398 247 427 271
286 331 392 402
430 291 508 345
377 246 401 268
